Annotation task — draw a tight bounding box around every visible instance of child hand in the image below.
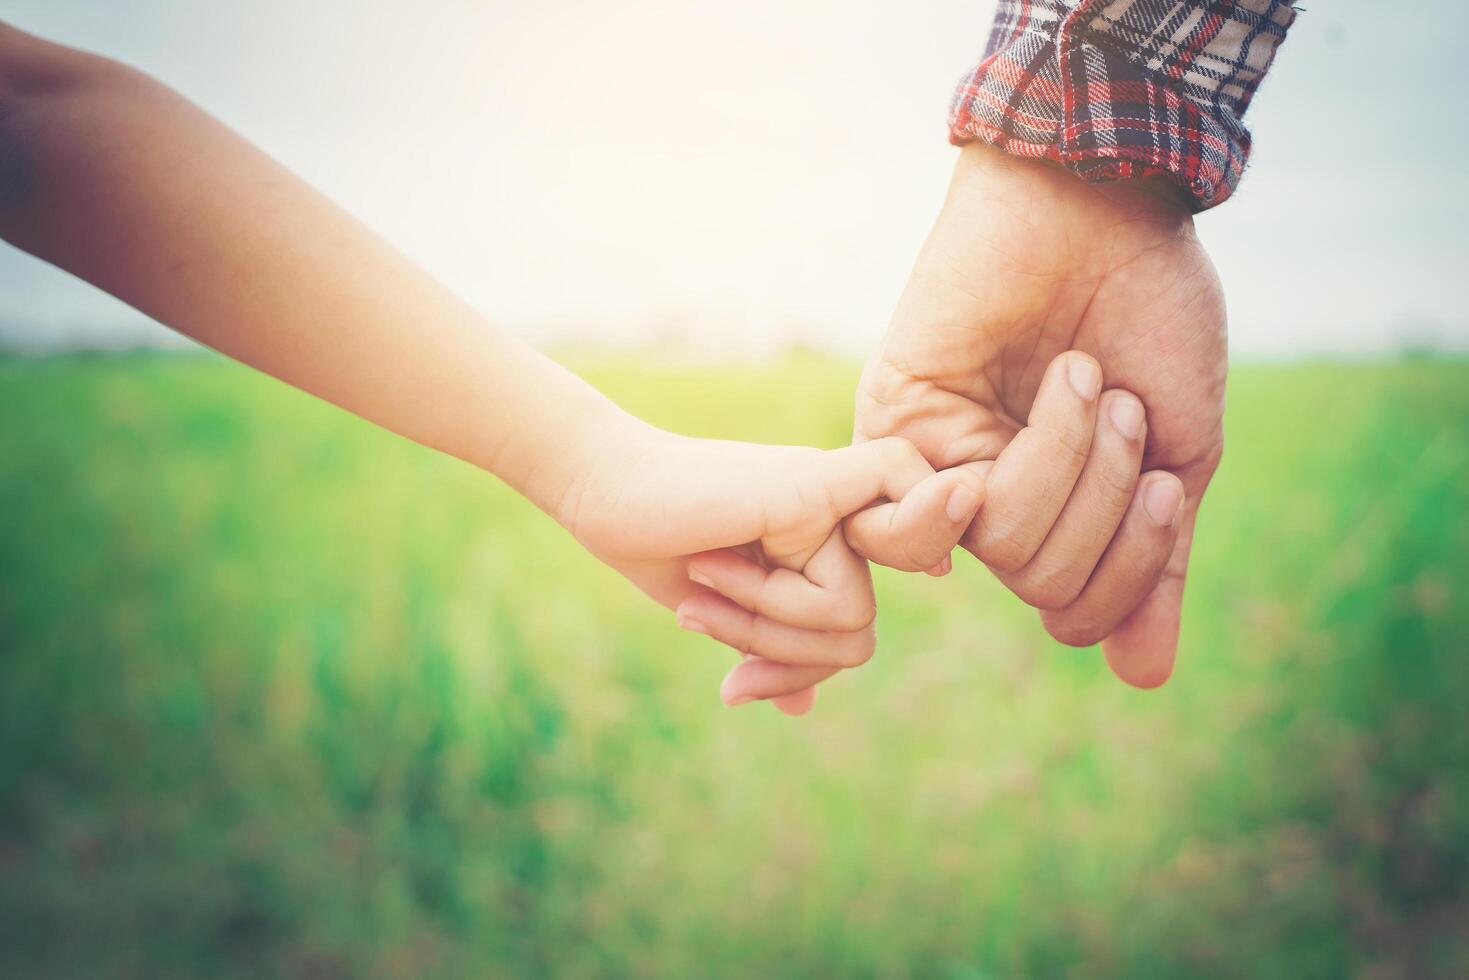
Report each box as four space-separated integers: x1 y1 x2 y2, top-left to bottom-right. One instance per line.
559 428 988 714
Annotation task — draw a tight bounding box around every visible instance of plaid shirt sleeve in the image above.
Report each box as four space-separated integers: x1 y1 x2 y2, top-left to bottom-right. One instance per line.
949 0 1296 210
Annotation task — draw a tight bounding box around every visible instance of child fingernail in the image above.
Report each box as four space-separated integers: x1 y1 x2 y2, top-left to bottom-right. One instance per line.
945 484 981 523
677 614 708 635
1067 357 1102 401
1143 478 1184 527
688 568 715 589
720 670 754 706
1109 397 1145 439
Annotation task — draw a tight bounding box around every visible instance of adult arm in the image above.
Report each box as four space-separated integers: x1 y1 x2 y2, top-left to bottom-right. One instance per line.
852 0 1296 686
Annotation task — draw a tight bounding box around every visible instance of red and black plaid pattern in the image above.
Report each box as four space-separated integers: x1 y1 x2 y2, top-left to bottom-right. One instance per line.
950 0 1296 210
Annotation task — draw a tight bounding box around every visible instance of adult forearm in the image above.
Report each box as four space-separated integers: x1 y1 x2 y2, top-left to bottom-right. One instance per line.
0 24 633 521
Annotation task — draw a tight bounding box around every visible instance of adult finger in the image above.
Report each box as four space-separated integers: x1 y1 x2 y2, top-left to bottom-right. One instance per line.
997 389 1146 609
675 591 876 668
966 351 1103 572
1099 496 1200 688
1039 471 1184 651
843 462 989 572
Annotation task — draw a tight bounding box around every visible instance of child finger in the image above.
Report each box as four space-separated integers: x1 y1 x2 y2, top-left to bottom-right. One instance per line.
721 657 839 707
675 592 876 668
811 437 937 520
843 461 989 571
686 545 875 633
769 685 819 715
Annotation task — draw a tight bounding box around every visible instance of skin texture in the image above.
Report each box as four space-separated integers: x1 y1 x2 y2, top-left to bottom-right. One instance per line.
0 23 982 714
571 435 987 714
0 20 1217 711
723 351 1145 706
850 142 1227 689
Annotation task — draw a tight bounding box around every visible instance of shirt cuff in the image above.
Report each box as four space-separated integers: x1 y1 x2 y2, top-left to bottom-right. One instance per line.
948 0 1296 211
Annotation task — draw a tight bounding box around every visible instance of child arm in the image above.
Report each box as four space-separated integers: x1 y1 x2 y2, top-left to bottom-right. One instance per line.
0 23 983 710
0 23 630 520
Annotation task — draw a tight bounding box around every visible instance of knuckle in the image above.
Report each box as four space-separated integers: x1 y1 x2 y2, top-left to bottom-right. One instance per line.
1201 442 1225 476
1091 455 1141 506
974 518 1036 573
1042 611 1108 649
719 631 755 657
898 535 942 574
751 578 782 620
836 630 876 668
1120 543 1169 582
874 435 924 472
1045 421 1093 463
841 510 878 552
728 620 757 655
1010 568 1085 611
749 615 786 655
855 541 911 572
830 597 877 633
979 544 1029 575
846 514 909 569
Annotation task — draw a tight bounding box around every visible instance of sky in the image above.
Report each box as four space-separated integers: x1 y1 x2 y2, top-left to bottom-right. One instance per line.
1 0 1465 357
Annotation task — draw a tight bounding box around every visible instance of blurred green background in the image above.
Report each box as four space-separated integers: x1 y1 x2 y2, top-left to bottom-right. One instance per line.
1 353 1466 978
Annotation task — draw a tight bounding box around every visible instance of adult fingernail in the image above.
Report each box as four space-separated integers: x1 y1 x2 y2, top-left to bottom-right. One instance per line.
945 483 982 523
677 613 708 635
724 694 754 707
1067 357 1102 401
1143 478 1184 527
1109 397 1145 439
688 568 715 589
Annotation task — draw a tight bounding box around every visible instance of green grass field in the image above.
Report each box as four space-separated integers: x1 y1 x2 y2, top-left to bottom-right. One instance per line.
1 353 1467 979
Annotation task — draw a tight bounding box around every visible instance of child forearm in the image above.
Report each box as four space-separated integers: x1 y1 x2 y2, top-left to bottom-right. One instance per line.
0 24 635 521
0 24 1014 711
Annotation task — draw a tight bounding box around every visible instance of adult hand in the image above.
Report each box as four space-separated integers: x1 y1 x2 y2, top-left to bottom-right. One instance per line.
852 142 1227 688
